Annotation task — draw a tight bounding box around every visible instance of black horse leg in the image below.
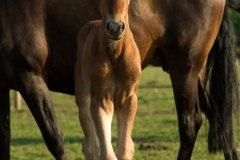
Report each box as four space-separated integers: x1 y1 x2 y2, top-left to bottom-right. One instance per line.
167 61 202 160
173 83 202 160
0 88 10 160
16 72 68 160
174 89 202 160
198 80 239 160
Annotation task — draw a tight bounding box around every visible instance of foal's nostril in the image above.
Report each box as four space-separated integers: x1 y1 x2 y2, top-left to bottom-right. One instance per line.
106 21 126 40
120 22 125 33
106 22 110 32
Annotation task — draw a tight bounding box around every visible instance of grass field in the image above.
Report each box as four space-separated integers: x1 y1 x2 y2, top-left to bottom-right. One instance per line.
10 66 240 160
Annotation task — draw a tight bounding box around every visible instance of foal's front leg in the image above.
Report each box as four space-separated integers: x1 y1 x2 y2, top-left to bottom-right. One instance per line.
75 62 99 160
75 85 100 160
115 85 138 160
90 88 117 160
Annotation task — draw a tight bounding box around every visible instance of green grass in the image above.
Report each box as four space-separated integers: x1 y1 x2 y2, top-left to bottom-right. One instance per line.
9 66 240 160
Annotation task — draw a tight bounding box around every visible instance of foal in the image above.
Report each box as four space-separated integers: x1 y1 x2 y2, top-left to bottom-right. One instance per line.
75 0 141 159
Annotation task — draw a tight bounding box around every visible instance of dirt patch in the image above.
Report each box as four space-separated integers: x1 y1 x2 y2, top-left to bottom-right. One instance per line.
138 143 169 151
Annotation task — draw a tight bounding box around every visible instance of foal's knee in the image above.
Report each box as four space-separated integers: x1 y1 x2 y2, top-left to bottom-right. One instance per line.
82 138 100 160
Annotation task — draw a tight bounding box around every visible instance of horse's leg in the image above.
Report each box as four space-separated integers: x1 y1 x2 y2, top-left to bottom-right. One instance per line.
90 89 117 160
75 76 99 160
115 88 138 160
172 73 202 160
198 78 209 117
166 52 203 160
16 72 67 160
0 88 10 160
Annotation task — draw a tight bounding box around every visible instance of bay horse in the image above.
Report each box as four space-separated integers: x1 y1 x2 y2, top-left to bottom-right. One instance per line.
75 0 141 159
0 0 239 160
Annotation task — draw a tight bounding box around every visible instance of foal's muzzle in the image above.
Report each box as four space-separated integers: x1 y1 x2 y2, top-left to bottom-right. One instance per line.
105 20 125 41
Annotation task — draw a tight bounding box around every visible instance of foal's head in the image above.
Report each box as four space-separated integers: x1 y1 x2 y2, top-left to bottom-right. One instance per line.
102 0 130 40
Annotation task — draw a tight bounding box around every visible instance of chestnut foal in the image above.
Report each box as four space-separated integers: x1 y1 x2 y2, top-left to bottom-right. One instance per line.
75 0 141 159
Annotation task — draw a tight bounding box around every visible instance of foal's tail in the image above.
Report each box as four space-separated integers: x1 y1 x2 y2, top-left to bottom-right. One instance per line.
204 1 240 154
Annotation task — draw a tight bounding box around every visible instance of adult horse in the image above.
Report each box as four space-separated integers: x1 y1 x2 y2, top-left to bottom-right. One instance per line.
0 0 239 160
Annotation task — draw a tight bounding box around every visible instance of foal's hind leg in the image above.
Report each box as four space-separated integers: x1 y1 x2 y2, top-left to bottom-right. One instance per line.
0 88 10 160
198 79 239 160
16 72 67 160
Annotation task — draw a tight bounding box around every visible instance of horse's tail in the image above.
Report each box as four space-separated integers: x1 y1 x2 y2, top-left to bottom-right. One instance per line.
204 1 240 153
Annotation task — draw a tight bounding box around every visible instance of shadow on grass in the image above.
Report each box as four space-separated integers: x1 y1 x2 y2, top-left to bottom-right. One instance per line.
11 136 84 146
10 135 173 146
